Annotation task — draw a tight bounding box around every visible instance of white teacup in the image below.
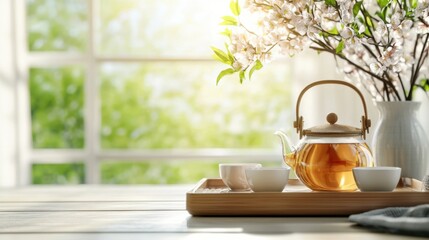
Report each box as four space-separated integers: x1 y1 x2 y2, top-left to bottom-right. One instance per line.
219 163 262 190
353 167 401 192
245 167 290 192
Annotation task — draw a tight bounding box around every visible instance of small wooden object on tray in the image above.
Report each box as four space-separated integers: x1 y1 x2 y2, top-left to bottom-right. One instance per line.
186 178 429 216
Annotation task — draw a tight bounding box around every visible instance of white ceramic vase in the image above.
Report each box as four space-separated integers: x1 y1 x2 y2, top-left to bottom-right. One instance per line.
372 101 429 180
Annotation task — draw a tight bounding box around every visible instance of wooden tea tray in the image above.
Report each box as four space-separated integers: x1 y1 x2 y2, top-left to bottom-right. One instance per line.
186 178 429 216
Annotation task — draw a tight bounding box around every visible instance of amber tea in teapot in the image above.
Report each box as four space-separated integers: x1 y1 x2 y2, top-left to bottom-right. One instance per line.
276 80 374 192
285 142 372 191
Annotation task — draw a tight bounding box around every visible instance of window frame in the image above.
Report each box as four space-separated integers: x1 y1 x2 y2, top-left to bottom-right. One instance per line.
14 0 281 185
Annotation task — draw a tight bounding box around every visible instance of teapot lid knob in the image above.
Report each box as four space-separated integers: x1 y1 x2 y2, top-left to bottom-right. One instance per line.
326 113 338 125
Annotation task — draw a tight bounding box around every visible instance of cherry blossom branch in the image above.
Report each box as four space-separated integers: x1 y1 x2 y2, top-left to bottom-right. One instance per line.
410 34 421 90
310 44 402 100
361 4 382 57
408 34 429 100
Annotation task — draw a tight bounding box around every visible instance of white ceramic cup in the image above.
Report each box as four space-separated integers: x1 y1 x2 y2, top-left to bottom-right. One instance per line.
245 167 290 192
352 167 401 192
219 163 262 190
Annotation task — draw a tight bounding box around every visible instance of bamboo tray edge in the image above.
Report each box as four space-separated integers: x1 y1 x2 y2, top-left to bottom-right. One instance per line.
186 178 429 216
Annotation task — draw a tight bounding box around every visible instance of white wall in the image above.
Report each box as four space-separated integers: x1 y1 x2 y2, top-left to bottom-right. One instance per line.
0 0 18 187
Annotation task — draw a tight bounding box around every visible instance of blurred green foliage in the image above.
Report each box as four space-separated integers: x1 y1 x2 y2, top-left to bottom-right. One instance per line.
101 160 280 184
100 63 290 149
27 0 87 51
101 161 220 184
32 160 280 184
32 163 85 184
29 67 85 148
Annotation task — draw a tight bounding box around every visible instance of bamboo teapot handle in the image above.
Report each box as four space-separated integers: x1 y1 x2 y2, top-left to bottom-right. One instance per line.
294 80 371 139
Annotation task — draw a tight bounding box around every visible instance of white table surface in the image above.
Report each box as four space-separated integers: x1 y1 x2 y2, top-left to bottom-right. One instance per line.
0 185 423 240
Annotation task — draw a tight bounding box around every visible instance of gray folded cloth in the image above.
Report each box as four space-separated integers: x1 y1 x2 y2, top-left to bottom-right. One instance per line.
349 204 429 236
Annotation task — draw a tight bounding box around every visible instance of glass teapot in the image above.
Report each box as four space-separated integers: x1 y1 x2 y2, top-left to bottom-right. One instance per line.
275 80 374 192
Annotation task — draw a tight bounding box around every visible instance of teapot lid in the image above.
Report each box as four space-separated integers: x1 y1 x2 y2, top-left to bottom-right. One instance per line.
303 113 362 137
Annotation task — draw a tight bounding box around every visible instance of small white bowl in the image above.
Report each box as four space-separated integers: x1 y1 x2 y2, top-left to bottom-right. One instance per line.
353 167 401 192
245 167 290 192
219 163 262 190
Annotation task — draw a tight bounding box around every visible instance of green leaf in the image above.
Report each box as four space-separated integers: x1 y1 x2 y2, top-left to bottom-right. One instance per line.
375 11 385 21
319 32 329 38
377 0 389 8
220 16 238 26
420 78 429 91
336 40 345 54
211 46 231 64
411 0 418 9
383 6 389 19
216 68 235 85
326 27 339 35
366 16 373 28
239 70 245 83
220 28 232 38
349 23 364 38
325 0 337 7
350 23 359 32
224 43 235 63
353 1 362 17
249 60 263 80
230 0 240 16
364 27 371 37
375 5 390 22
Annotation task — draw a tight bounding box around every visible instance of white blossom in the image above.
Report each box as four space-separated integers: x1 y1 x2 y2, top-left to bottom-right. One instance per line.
217 0 429 101
340 27 354 39
416 18 429 34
